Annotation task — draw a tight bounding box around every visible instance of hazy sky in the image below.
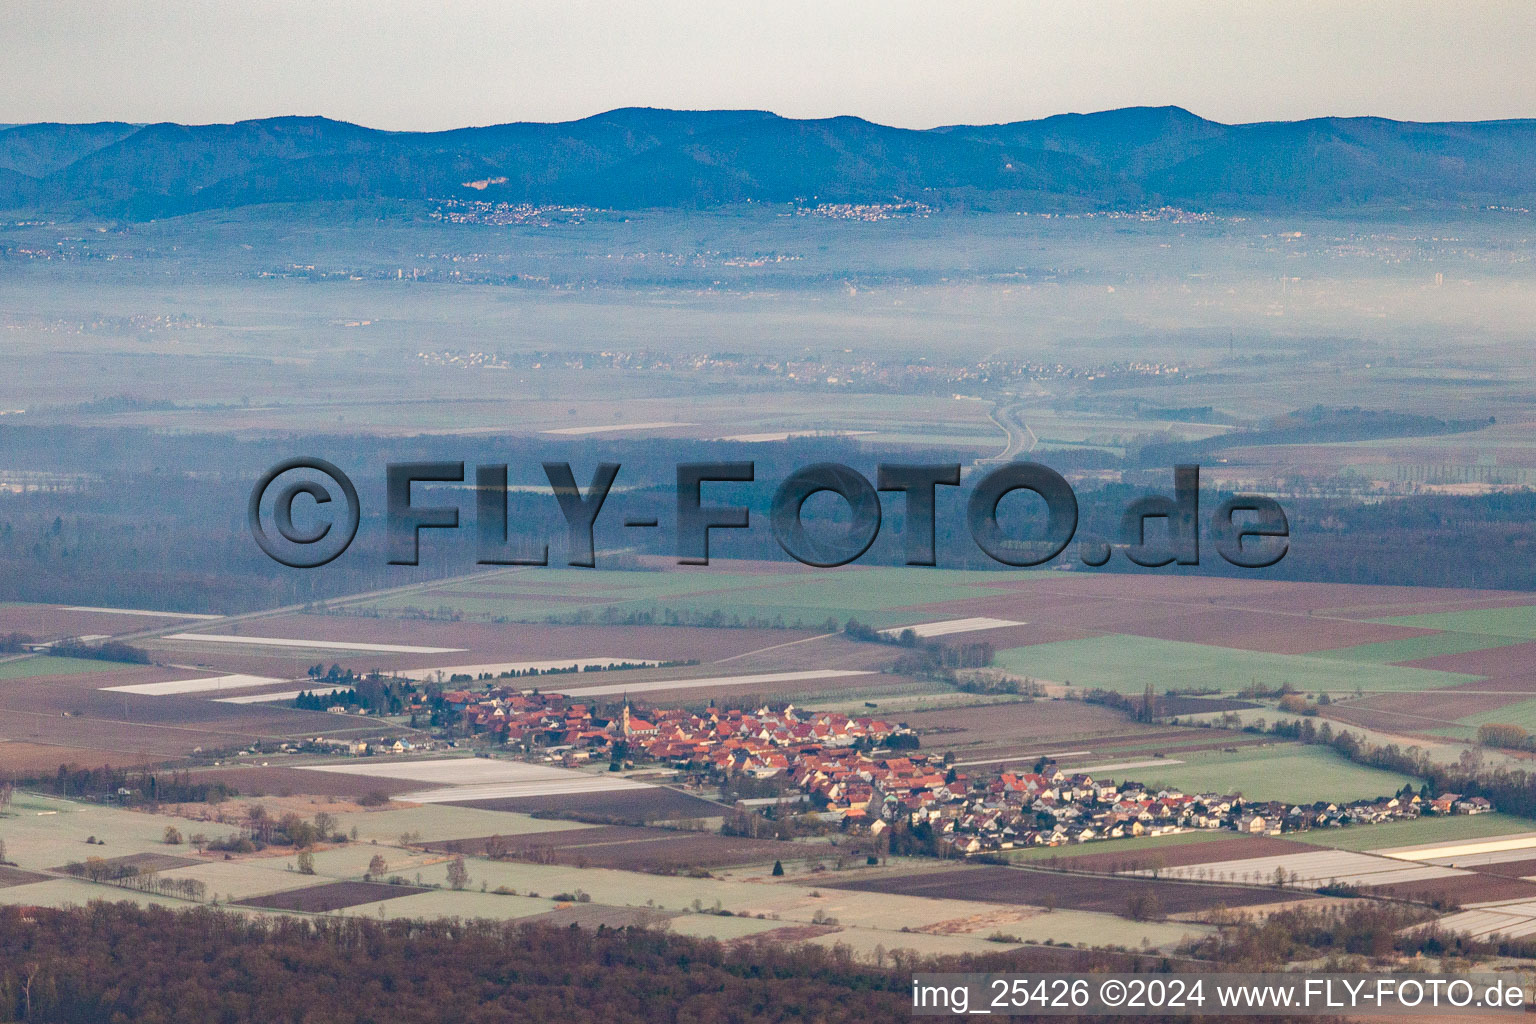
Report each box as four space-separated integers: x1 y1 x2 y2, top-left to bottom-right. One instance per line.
4 0 1534 130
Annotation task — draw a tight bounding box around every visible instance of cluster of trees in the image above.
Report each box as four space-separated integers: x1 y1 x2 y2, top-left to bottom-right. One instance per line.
847 617 998 681
953 671 1041 696
292 687 359 710
1123 892 1165 922
1182 901 1434 965
0 633 32 653
235 805 348 851
1475 722 1536 753
294 671 416 714
890 641 995 678
305 662 360 685
59 860 208 902
1081 687 1163 723
9 765 237 805
46 639 149 664
721 805 843 843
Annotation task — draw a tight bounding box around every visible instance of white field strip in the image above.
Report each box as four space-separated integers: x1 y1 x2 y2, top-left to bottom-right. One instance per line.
1419 847 1536 868
1350 864 1484 886
1374 833 1536 863
399 778 651 803
541 421 694 436
162 633 463 654
878 617 1025 639
1071 758 1184 773
555 668 875 698
396 658 660 681
1137 849 1467 888
296 757 650 804
102 674 285 696
1436 905 1536 940
214 690 309 704
62 605 223 619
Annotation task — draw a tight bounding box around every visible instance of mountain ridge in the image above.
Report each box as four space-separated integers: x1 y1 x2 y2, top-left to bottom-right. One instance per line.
1 105 1532 217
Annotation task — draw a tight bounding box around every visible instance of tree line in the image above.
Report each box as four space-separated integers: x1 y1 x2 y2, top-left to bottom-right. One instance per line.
0 902 1333 1024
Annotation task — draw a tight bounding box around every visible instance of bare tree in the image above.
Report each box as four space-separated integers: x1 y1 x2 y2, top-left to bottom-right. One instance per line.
22 962 38 1020
446 856 469 891
366 853 387 880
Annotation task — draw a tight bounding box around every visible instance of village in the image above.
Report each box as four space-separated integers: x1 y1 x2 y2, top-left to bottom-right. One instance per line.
429 686 1484 858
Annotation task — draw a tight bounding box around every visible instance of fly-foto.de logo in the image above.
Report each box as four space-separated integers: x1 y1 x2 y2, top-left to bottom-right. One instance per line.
248 460 1288 571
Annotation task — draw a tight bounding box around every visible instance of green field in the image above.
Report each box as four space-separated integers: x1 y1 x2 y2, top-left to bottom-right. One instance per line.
1428 697 1536 735
1313 631 1524 665
993 635 1481 696
1288 812 1535 852
1134 745 1418 805
1369 605 1536 642
0 655 133 680
358 565 1043 626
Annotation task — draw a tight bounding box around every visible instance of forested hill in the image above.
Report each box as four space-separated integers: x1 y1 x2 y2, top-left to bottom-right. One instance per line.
2 105 1535 218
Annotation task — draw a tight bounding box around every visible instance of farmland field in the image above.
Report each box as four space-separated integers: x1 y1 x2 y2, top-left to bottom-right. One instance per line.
897 700 1164 748
1369 606 1536 641
1133 745 1417 804
0 656 133 680
1431 698 1536 734
449 787 726 822
993 636 1482 696
1364 872 1536 905
296 756 653 803
102 674 284 696
235 881 431 912
823 864 1310 914
156 860 336 901
558 668 875 699
1013 834 1310 870
1288 814 1536 852
348 565 1044 627
160 633 463 655
1372 832 1536 863
1133 848 1465 888
47 851 202 874
0 879 187 911
0 604 210 642
1313 632 1529 665
418 825 841 870
0 866 51 887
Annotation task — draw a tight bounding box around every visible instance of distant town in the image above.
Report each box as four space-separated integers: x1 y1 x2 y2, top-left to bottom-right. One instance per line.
288 679 1465 861
414 346 1182 395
